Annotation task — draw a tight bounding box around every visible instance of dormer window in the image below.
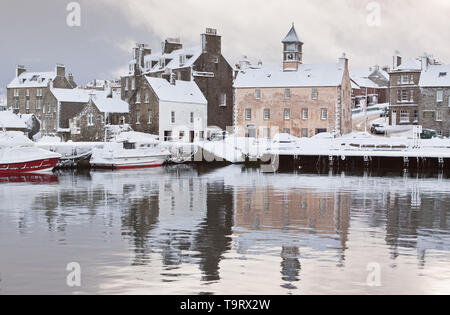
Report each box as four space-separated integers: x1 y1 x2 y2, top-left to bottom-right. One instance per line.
439 72 447 77
180 55 186 65
159 58 166 69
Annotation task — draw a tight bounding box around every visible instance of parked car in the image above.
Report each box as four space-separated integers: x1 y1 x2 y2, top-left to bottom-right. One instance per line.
370 123 386 134
420 129 443 139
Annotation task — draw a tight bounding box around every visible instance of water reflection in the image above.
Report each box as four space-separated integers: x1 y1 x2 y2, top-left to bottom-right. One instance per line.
0 166 449 294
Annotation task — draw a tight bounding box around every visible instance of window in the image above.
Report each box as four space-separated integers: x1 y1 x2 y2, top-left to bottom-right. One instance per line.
190 112 194 124
180 55 186 65
36 99 41 110
159 58 165 69
284 108 290 120
285 89 291 99
136 111 141 124
397 76 401 85
219 93 227 107
263 109 270 120
423 111 435 120
321 108 328 120
255 89 261 99
401 74 409 84
148 110 152 124
436 110 443 121
401 89 408 102
302 108 309 120
37 89 43 97
125 78 129 91
14 89 19 97
131 78 135 90
312 88 318 100
144 91 149 103
410 90 414 102
284 128 290 134
87 113 94 126
361 87 367 95
400 110 410 123
437 90 444 102
136 91 141 103
448 96 450 107
14 100 19 109
410 74 414 84
26 100 30 110
26 89 30 97
301 128 308 138
245 109 251 120
397 90 402 102
171 111 175 124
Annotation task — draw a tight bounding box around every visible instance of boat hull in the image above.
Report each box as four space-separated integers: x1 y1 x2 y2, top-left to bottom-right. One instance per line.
0 158 60 174
91 156 167 170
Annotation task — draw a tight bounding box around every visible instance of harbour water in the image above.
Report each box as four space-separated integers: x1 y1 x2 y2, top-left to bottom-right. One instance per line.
0 165 449 294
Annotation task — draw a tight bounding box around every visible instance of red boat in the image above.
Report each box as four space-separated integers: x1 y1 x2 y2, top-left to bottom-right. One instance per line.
0 131 61 174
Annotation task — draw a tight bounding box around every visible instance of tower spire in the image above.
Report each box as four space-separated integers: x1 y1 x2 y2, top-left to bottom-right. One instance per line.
282 23 303 71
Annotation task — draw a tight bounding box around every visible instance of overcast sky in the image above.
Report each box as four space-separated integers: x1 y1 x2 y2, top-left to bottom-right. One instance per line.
1 0 450 98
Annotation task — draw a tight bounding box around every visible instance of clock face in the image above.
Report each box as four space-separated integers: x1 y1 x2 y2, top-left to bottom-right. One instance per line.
288 54 294 60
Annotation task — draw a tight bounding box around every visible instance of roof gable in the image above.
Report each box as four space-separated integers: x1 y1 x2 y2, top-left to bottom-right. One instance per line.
146 77 207 104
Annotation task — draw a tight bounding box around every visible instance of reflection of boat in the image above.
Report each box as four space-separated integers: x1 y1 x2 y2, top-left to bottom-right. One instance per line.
90 134 169 170
0 173 58 184
0 131 61 174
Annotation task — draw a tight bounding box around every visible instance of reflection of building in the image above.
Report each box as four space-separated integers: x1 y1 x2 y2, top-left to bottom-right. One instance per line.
235 186 350 242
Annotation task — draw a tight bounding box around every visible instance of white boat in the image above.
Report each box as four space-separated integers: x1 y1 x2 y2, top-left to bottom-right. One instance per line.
0 131 61 174
90 134 170 170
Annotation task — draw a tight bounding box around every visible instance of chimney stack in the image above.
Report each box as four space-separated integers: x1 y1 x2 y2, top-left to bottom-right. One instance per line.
16 65 26 77
201 28 221 55
339 53 348 70
162 38 182 54
56 64 65 77
393 51 402 69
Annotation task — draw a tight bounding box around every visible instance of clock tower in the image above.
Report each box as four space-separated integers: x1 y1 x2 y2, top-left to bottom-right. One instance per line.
282 23 303 71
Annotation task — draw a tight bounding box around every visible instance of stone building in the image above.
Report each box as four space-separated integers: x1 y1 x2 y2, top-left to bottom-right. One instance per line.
69 94 129 142
388 53 444 128
233 25 352 139
6 64 76 117
145 77 207 142
388 53 423 126
418 64 450 137
121 28 234 132
350 66 389 108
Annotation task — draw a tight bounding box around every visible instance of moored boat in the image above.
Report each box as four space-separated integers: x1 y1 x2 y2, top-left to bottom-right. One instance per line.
90 133 169 170
0 131 61 174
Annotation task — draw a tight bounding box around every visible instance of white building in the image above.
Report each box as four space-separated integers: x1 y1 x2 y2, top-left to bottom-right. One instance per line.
146 77 207 142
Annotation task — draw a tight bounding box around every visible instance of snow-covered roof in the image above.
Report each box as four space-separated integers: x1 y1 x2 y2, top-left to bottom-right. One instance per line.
350 73 381 89
146 77 207 104
419 64 450 87
143 46 202 74
86 79 107 89
234 62 345 88
92 95 129 113
282 25 303 43
392 58 422 72
0 111 28 129
51 88 90 103
7 71 56 89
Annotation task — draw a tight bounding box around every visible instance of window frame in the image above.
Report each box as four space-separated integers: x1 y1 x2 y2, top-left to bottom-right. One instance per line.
302 108 309 120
